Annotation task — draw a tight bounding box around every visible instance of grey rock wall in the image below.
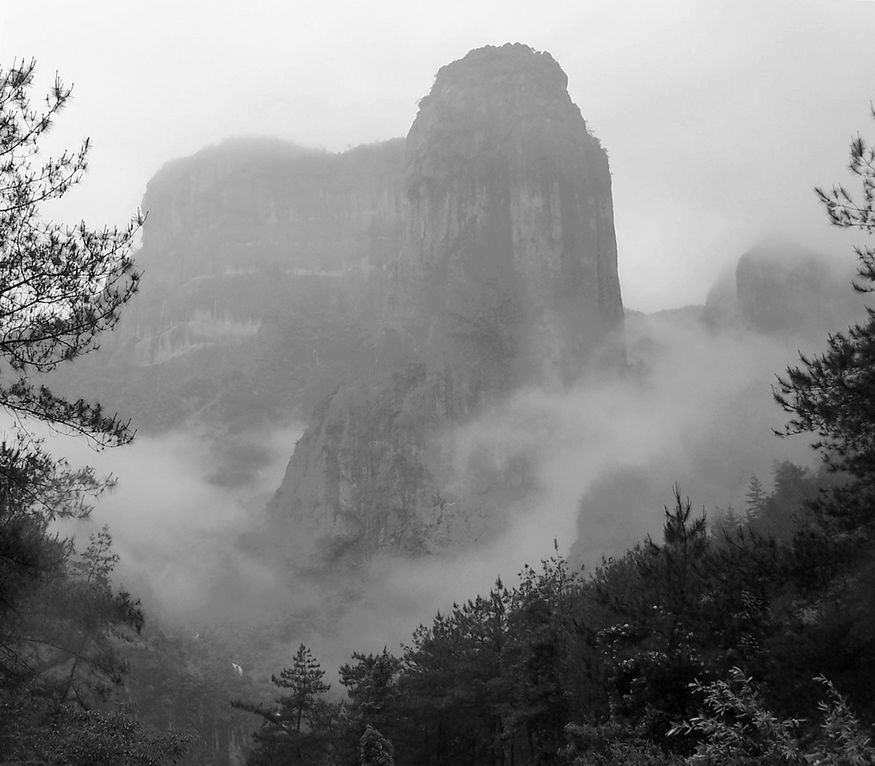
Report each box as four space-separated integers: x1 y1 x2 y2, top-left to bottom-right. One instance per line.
267 45 625 567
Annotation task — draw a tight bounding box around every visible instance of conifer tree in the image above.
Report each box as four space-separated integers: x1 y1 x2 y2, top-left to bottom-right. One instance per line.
339 648 402 745
0 57 191 765
0 55 142 650
0 58 141 447
744 475 766 521
769 105 875 720
774 107 875 533
233 644 336 765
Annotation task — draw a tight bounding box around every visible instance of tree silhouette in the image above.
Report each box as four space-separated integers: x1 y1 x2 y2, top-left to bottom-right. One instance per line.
775 107 875 534
0 58 141 448
233 644 336 765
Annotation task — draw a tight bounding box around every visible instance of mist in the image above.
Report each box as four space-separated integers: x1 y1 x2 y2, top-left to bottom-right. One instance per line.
48 425 303 626
34 243 859 681
321 303 839 660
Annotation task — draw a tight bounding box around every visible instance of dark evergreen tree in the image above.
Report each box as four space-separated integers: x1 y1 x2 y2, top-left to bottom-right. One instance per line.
399 581 514 766
0 58 190 764
505 550 582 763
768 108 875 718
0 59 140 445
0 55 142 686
339 647 403 753
359 724 395 766
744 475 766 522
747 462 820 541
233 643 337 765
774 107 875 536
592 489 711 743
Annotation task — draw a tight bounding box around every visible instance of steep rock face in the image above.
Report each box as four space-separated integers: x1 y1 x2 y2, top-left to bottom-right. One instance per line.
268 45 624 566
390 44 623 389
134 137 404 346
58 138 406 432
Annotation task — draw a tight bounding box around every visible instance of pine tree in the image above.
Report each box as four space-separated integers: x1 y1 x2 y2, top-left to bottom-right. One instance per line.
339 648 402 746
592 488 711 743
744 475 766 522
774 107 875 533
0 59 141 447
0 57 190 765
273 643 331 734
770 105 875 721
233 644 336 765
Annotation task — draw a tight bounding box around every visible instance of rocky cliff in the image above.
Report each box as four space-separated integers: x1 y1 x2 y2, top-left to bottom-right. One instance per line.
57 137 406 437
390 45 623 386
57 44 624 560
266 45 625 567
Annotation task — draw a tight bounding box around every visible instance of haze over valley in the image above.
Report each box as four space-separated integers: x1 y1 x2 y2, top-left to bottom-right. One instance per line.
3 3 875 764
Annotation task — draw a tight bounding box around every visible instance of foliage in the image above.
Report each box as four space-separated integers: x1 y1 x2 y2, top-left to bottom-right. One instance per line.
592 489 715 743
360 724 395 766
339 647 403 751
0 701 193 765
774 107 875 534
744 475 767 521
233 644 338 766
0 55 142 683
561 721 682 765
226 466 872 765
0 524 155 761
0 58 141 446
120 624 260 765
671 668 875 765
25 526 143 707
761 108 875 724
0 59 191 764
329 553 587 766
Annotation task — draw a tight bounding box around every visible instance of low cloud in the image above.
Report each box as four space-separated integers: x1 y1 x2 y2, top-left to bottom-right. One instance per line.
289 311 845 667
23 278 863 676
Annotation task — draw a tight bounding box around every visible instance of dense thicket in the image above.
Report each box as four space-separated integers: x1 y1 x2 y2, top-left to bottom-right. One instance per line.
234 462 873 765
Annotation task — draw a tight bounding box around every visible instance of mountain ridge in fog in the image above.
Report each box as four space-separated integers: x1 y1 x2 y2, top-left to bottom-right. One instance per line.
55 44 625 569
255 43 623 569
44 41 866 677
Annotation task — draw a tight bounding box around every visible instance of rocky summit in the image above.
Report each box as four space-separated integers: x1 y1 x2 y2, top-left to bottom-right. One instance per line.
391 44 623 386
57 44 625 563
265 44 625 567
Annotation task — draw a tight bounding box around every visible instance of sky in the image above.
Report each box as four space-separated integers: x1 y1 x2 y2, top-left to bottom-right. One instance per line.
2 0 874 311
